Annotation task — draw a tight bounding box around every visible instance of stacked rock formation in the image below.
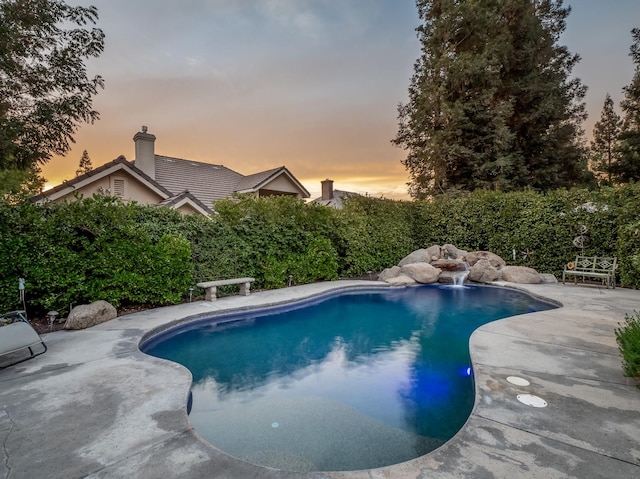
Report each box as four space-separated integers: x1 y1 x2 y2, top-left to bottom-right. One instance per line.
379 244 557 286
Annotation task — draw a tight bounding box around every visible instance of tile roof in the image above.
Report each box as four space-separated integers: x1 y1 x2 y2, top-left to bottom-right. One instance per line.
152 156 309 208
152 156 244 209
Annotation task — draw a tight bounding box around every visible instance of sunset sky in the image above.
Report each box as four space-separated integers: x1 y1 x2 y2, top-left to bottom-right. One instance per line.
42 0 640 200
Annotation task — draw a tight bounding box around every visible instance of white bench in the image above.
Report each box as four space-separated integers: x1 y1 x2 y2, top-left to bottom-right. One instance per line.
196 277 256 301
562 256 617 289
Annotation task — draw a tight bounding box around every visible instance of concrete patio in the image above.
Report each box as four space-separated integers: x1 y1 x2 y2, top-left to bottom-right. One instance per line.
1 280 639 479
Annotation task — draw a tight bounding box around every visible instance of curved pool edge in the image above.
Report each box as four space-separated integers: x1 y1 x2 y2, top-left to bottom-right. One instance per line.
2 281 638 479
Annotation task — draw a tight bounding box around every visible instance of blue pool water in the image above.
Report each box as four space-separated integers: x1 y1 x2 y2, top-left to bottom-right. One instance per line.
143 285 555 472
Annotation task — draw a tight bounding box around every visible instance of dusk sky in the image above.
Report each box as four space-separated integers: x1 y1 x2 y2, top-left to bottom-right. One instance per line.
42 0 640 200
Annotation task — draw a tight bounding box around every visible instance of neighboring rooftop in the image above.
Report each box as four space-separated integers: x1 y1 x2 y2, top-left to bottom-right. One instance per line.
312 179 359 209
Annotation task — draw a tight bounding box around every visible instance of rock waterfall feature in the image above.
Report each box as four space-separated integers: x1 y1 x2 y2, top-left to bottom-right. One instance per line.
379 244 556 286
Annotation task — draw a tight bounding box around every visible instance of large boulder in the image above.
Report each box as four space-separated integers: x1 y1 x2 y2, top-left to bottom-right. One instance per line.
401 263 442 284
64 300 117 330
424 245 442 262
468 259 502 283
465 251 507 269
398 249 432 267
378 266 401 282
438 271 468 284
386 274 418 286
500 266 543 284
431 259 467 272
442 244 468 260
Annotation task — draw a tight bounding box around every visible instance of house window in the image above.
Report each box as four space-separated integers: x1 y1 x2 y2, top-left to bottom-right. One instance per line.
112 178 125 198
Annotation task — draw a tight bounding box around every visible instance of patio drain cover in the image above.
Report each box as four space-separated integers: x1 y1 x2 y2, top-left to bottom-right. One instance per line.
507 376 530 386
517 394 547 408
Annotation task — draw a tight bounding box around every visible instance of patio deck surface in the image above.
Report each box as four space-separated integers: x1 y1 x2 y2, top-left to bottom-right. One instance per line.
1 280 639 479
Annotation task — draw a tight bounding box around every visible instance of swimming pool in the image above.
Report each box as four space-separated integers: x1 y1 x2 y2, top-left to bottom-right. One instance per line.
142 284 556 472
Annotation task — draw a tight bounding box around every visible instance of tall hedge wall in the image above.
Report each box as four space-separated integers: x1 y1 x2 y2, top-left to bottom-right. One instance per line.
1 184 639 317
0 196 192 314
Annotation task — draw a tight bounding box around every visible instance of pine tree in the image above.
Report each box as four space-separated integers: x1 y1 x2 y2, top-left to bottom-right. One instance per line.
590 94 621 185
613 28 640 183
75 150 93 177
393 0 592 198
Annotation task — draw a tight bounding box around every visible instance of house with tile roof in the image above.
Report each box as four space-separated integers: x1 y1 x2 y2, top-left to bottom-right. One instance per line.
33 127 310 215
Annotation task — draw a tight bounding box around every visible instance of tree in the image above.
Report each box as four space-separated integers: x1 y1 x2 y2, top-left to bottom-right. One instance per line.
613 28 640 183
75 149 93 177
393 0 592 198
0 167 45 203
0 0 104 171
590 94 621 185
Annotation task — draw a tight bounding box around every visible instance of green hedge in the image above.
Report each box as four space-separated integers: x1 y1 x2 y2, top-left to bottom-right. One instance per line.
1 184 640 317
0 197 192 314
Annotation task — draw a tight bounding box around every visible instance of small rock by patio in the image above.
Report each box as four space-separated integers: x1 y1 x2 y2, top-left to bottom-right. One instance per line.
64 300 117 330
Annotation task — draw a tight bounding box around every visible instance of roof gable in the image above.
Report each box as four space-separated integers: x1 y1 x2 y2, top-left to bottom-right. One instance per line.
159 190 215 216
235 167 283 191
235 166 310 197
32 156 172 203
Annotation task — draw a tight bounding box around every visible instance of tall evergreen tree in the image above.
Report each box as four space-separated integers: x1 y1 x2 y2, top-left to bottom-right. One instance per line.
590 94 621 185
613 28 640 183
75 149 93 177
393 0 592 198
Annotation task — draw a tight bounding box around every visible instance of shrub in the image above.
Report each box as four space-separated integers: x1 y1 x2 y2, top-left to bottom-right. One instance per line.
615 311 640 386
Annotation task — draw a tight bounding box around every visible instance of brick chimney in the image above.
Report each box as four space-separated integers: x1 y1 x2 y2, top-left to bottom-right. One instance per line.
321 179 334 201
133 126 156 179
